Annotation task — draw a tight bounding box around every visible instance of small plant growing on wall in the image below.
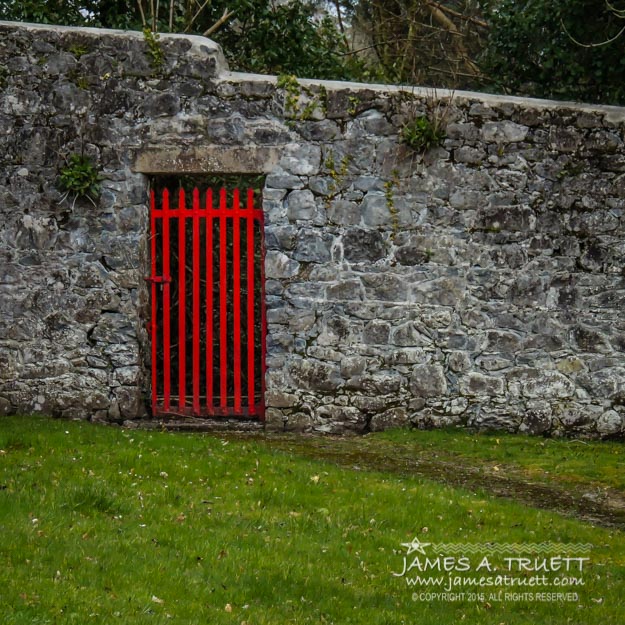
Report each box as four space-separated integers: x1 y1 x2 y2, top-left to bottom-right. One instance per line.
143 27 164 71
400 114 446 152
277 74 327 123
396 88 453 154
59 153 101 206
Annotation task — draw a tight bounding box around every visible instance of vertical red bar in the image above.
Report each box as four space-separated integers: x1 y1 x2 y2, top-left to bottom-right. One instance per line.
205 189 214 411
162 189 171 411
233 189 242 412
219 188 228 409
178 188 186 410
246 189 256 413
150 190 158 411
192 188 201 415
259 204 267 421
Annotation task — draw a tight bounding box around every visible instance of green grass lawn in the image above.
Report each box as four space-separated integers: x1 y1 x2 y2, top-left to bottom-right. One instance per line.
1 416 624 624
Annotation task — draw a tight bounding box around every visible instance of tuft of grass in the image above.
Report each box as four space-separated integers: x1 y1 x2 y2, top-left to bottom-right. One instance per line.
400 115 446 152
0 416 624 625
65 482 124 515
58 153 101 203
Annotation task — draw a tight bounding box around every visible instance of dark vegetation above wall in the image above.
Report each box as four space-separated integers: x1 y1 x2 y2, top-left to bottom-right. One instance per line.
2 0 624 104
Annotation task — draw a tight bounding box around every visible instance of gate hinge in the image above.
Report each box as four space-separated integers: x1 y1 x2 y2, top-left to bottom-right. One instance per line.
144 275 172 284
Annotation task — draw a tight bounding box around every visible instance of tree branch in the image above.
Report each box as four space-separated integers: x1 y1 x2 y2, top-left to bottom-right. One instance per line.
561 18 625 47
425 0 489 29
424 0 481 76
606 0 625 18
183 0 211 33
203 8 236 38
136 0 147 28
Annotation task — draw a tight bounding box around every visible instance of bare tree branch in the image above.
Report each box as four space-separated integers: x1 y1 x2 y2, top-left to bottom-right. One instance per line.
136 0 147 28
183 0 212 33
425 0 489 29
424 0 481 76
203 8 236 38
606 0 625 18
561 18 625 48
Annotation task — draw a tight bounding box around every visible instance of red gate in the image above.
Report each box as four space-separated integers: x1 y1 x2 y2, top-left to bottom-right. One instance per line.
148 186 266 419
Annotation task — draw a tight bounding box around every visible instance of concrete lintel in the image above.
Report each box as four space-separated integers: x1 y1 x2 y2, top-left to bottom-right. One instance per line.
133 145 282 174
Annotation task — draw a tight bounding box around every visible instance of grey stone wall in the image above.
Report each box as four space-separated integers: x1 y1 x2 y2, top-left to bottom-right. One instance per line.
1 21 625 437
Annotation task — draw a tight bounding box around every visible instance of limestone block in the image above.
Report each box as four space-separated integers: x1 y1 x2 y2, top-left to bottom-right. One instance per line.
264 250 300 279
264 225 298 251
519 400 553 434
289 358 343 392
460 372 506 397
596 410 624 436
361 371 403 394
553 402 603 434
293 230 333 263
369 407 409 431
315 405 367 433
410 364 447 398
363 320 390 345
286 189 316 221
266 169 303 190
454 146 486 165
361 273 408 302
327 200 361 226
280 144 321 176
326 279 364 301
578 368 625 400
361 192 390 227
340 356 367 378
265 390 298 408
507 369 575 399
482 121 529 143
342 228 386 262
391 322 433 347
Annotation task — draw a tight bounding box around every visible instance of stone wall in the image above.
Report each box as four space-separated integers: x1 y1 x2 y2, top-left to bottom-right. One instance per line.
1 21 625 437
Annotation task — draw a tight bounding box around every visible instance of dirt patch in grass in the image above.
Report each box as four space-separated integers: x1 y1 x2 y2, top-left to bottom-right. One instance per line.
223 432 625 529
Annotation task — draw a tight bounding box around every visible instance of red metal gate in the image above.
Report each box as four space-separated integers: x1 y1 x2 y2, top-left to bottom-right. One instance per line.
148 186 266 419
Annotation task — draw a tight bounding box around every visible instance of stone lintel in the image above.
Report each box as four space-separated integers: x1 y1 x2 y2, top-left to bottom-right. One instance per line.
133 146 282 174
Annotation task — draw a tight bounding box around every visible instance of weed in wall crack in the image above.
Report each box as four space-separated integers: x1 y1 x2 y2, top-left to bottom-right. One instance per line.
58 153 101 206
68 44 89 59
384 170 400 238
347 95 360 117
400 115 446 153
324 151 351 207
277 74 325 123
397 88 453 155
143 27 164 71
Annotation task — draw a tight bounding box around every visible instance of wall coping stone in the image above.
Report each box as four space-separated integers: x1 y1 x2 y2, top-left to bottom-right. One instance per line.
0 20 229 76
2 20 625 123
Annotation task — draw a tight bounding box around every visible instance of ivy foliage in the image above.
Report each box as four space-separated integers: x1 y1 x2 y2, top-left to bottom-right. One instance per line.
482 0 625 105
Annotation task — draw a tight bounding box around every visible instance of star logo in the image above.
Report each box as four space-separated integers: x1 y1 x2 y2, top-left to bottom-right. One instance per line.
401 536 431 555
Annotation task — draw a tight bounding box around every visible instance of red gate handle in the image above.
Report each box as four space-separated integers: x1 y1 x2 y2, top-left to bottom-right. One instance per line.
144 275 172 284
